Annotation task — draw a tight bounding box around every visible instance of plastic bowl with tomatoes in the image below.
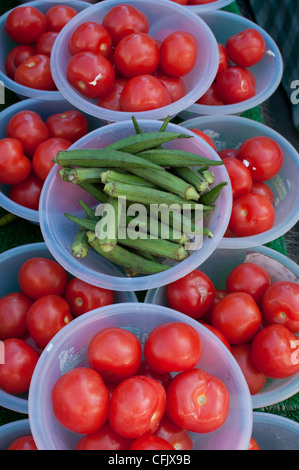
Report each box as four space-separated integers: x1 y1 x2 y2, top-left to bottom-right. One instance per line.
169 0 235 12
0 419 36 450
179 10 283 119
180 115 299 248
49 0 219 122
145 245 299 409
0 242 138 414
251 412 299 451
0 1 90 100
28 301 252 450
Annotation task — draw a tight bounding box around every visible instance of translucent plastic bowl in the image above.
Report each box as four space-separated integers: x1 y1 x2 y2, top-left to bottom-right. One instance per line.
179 10 283 119
50 0 219 123
0 98 104 224
185 0 235 14
39 119 232 292
0 419 32 450
28 302 252 450
0 242 137 414
180 115 299 249
252 412 299 450
145 245 299 409
0 1 91 100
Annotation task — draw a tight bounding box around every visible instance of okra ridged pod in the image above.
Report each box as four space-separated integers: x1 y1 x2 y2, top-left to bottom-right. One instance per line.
136 148 224 167
65 167 108 185
118 236 189 262
172 167 210 193
199 182 228 205
104 132 191 154
71 226 90 259
100 170 158 189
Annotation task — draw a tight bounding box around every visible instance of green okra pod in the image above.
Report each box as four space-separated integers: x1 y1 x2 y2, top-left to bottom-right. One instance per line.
132 116 143 134
95 196 122 252
172 167 210 193
66 167 108 184
199 182 228 205
118 236 189 262
104 132 191 154
78 199 98 221
71 226 90 259
100 170 158 189
0 212 18 227
136 148 224 167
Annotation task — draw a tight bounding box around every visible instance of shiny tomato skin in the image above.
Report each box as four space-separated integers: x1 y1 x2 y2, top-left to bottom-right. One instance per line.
262 281 299 333
5 45 36 79
68 22 113 58
51 367 110 434
226 262 272 305
45 110 89 143
217 42 230 76
9 173 43 211
231 343 267 395
248 436 261 450
120 74 171 112
190 129 217 151
159 31 197 78
76 423 133 450
0 338 39 394
97 78 128 111
166 269 215 319
64 277 114 317
130 435 174 450
136 360 172 391
154 415 193 450
144 322 202 374
87 327 142 384
5 6 47 44
32 137 72 181
229 193 275 237
218 148 239 159
200 322 231 351
108 375 166 439
224 156 253 200
196 82 225 106
250 181 274 205
154 72 186 103
14 54 56 91
102 4 149 46
226 28 266 68
166 368 230 433
215 66 256 104
18 257 69 300
211 292 262 344
6 110 50 158
8 435 37 450
250 324 299 379
45 5 77 32
0 138 31 185
0 292 33 340
35 31 59 57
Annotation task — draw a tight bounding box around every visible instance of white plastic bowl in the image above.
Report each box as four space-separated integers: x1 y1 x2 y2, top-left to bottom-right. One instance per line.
50 0 219 123
28 302 253 450
145 245 299 409
39 119 232 292
185 0 235 13
0 242 138 414
180 115 299 249
0 1 91 100
252 412 299 450
179 10 283 119
0 419 33 450
0 98 104 224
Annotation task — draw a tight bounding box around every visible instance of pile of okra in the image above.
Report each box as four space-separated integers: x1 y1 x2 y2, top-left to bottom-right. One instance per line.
54 117 227 276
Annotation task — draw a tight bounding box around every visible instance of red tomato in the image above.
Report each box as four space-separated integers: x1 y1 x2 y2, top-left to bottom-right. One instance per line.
9 173 43 211
32 137 72 181
251 324 299 379
217 43 230 76
6 110 50 158
166 269 215 319
224 156 253 200
0 138 31 185
166 368 230 433
230 343 267 395
189 0 218 3
237 136 284 182
97 78 128 111
189 129 217 151
45 110 89 143
51 367 110 434
136 360 172 391
130 435 174 450
196 82 225 106
229 193 275 237
5 45 36 79
64 277 114 317
8 435 37 450
169 0 188 4
159 31 197 77
67 51 115 99
120 74 171 112
5 6 47 44
87 327 142 384
154 415 193 450
144 322 202 374
68 22 113 58
226 28 266 68
18 257 69 300
26 294 73 348
200 322 231 351
76 423 133 450
0 292 33 340
248 436 261 450
45 5 77 32
14 54 56 91
0 338 39 394
215 66 256 104
226 262 272 305
262 281 299 333
211 292 262 344
250 181 274 205
218 148 239 159
35 31 59 57
102 4 149 46
114 32 159 78
108 375 166 439
154 72 186 103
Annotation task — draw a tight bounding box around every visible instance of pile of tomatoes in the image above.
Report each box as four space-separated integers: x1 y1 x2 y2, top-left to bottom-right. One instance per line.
51 321 230 450
0 257 114 396
198 28 266 106
5 5 80 90
0 108 91 210
66 4 197 112
166 262 299 395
